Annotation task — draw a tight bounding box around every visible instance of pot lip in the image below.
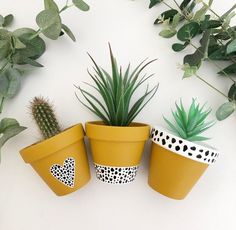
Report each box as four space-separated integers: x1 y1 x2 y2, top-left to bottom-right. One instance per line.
85 121 150 142
151 125 220 165
85 121 150 129
20 123 84 164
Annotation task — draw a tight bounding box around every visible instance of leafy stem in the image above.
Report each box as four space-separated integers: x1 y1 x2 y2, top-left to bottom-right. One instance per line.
194 73 231 101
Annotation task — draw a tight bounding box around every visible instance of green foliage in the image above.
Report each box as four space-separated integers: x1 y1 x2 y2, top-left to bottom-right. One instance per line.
149 0 236 121
76 45 159 126
0 118 26 161
164 99 215 142
216 102 236 121
30 97 61 139
0 0 89 154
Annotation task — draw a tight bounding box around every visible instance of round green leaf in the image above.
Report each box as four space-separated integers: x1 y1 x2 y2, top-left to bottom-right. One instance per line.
177 22 200 42
172 43 187 52
226 38 236 54
228 83 236 101
154 9 178 24
216 102 236 121
11 32 46 65
36 9 61 40
44 0 59 12
159 29 176 38
0 67 21 99
0 40 10 60
0 15 4 26
3 14 14 27
72 0 90 11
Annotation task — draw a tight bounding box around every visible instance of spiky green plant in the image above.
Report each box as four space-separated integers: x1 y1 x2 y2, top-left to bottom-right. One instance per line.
164 99 215 142
76 45 159 126
30 97 61 139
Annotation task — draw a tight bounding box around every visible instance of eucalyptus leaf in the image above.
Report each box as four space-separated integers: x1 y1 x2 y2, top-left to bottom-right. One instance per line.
177 22 200 42
226 39 236 54
172 42 188 52
23 58 44 67
0 15 4 26
180 0 192 10
228 84 236 101
149 0 163 8
154 9 178 24
36 9 61 40
216 102 236 121
0 40 10 60
3 14 14 27
0 67 21 99
181 64 198 78
13 36 26 49
11 32 46 64
44 0 59 12
0 118 26 157
62 24 76 42
72 0 90 11
159 29 176 38
218 63 236 75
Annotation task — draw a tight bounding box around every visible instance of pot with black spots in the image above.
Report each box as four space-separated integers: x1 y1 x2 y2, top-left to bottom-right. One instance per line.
86 121 149 184
76 46 158 184
20 97 91 196
148 99 220 200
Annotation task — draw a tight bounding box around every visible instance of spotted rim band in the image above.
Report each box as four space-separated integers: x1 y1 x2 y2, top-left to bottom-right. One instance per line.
151 126 219 165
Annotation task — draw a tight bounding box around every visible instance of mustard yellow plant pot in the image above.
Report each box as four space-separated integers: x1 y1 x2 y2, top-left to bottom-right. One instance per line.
20 124 91 196
148 126 219 200
86 121 150 184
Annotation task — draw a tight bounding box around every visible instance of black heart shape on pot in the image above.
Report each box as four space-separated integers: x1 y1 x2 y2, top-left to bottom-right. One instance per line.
50 157 75 188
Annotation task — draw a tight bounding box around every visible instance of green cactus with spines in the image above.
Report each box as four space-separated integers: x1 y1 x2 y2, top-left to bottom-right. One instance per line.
30 96 61 140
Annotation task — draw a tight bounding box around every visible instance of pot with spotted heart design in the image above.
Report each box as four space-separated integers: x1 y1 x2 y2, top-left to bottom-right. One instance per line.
20 97 90 196
148 100 219 200
86 121 150 184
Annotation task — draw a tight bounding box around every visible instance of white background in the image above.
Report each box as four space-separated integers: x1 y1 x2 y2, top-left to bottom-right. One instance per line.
1 0 236 229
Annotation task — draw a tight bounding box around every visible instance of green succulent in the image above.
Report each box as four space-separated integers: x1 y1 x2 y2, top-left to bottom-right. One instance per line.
76 45 159 126
164 99 215 141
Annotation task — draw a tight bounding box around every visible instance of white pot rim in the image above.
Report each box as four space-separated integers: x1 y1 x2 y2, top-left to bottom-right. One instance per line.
151 125 220 165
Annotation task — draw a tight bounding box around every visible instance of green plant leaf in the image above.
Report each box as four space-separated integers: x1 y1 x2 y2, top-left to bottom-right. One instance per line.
0 15 4 26
23 57 44 67
218 63 236 75
216 102 236 121
44 0 59 12
62 24 76 42
149 0 163 8
181 64 198 78
154 9 178 24
159 29 176 38
0 40 10 60
172 42 188 52
36 9 62 40
12 30 46 64
72 0 90 11
228 83 236 101
226 39 236 54
193 4 208 21
0 118 26 158
3 14 14 27
0 67 21 99
12 36 26 49
177 22 200 42
180 0 192 10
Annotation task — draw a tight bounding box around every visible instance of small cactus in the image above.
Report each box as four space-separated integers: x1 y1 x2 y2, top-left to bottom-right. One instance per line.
30 97 61 140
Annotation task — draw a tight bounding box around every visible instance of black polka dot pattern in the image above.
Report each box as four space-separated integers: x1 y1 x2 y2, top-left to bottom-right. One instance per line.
94 164 139 184
151 127 219 165
50 157 75 188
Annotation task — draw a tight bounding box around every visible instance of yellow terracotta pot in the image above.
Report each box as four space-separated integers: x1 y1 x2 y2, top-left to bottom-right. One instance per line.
86 121 150 184
20 124 91 196
148 126 219 200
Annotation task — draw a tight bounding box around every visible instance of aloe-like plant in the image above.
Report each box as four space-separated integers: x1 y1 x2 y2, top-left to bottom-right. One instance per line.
164 99 215 141
30 96 61 139
76 45 159 126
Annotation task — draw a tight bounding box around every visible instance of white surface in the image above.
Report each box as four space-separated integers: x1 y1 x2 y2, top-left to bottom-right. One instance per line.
1 0 236 230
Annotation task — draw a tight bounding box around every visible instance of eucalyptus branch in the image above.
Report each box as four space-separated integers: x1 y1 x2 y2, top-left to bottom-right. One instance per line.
194 73 231 101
